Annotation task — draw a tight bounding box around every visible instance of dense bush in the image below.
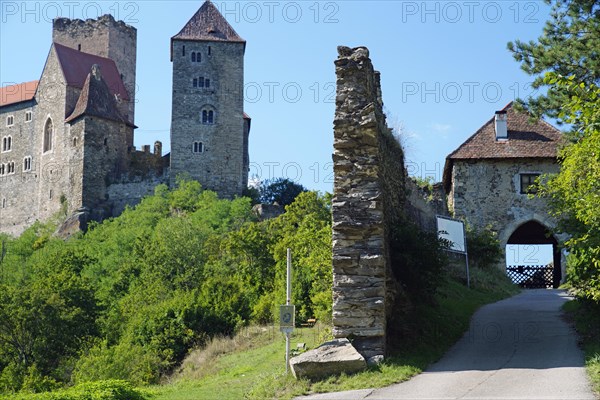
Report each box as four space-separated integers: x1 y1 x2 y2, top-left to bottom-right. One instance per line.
0 179 332 393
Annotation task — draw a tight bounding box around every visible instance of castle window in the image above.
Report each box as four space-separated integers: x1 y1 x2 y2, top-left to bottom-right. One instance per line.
208 46 211 55
23 156 32 172
73 137 78 147
1 198 5 208
49 190 53 200
2 136 11 152
202 109 214 124
193 141 204 153
104 138 108 146
520 173 540 194
6 116 13 126
43 118 53 153
182 45 186 56
78 44 81 51
199 77 205 87
192 52 196 62
205 79 210 88
7 162 14 174
197 52 201 62
193 78 198 88
25 111 32 122
0 164 4 175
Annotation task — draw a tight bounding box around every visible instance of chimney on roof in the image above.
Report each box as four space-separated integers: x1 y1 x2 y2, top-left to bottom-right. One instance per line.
495 110 508 140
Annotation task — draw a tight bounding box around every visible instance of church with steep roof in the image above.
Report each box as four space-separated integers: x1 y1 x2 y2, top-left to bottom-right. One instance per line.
0 1 250 236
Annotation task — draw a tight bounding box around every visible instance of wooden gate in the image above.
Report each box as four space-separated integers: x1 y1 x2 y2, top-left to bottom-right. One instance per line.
506 265 554 288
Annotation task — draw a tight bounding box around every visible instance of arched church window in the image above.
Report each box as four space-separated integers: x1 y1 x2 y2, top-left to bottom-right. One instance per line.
43 118 53 153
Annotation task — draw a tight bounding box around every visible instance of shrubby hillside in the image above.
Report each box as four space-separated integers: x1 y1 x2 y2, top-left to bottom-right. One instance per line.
0 179 332 393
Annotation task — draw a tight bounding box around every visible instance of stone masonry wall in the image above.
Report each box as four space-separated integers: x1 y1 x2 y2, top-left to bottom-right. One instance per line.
332 46 449 358
332 46 405 358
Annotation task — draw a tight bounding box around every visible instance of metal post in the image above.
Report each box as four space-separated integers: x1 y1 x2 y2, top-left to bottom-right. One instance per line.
286 248 292 373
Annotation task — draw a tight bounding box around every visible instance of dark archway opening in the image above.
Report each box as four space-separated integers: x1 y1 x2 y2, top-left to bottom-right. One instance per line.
506 221 561 288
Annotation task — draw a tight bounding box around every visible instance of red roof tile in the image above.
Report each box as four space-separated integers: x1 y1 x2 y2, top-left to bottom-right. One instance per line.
448 102 562 160
65 65 130 125
172 1 245 46
443 103 563 191
0 81 38 107
54 42 129 101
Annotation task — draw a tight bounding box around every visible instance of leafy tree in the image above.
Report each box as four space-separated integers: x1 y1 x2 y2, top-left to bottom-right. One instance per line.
537 74 600 301
507 0 600 122
258 178 307 206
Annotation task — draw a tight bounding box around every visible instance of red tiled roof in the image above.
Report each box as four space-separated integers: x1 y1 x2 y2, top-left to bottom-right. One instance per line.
0 81 38 107
171 1 245 53
54 42 129 101
443 103 563 191
65 65 130 125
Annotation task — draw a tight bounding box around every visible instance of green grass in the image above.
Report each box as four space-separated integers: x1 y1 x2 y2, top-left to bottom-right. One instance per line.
562 299 600 396
150 264 519 399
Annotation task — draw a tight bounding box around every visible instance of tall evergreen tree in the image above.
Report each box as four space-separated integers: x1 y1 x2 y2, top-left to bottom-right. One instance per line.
508 0 600 122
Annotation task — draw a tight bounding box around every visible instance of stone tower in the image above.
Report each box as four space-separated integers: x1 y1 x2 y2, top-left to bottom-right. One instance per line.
170 1 249 197
52 14 137 125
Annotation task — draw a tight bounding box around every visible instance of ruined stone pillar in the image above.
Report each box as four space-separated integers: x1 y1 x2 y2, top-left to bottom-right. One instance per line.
332 46 389 358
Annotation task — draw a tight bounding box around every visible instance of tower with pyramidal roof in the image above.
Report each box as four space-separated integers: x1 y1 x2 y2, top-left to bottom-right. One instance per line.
170 1 250 197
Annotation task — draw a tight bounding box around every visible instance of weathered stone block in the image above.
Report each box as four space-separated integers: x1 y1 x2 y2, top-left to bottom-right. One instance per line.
289 338 367 380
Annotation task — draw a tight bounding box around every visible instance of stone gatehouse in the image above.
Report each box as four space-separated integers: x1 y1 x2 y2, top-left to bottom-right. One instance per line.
443 103 566 285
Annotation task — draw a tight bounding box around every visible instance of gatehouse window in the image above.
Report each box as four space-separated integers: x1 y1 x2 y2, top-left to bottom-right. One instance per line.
6 116 13 126
43 118 53 153
520 173 540 194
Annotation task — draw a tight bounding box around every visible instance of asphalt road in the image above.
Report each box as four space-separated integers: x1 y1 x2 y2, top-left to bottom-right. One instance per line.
297 289 597 400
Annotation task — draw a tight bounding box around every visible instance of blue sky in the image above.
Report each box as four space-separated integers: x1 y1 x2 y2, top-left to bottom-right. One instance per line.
0 1 554 193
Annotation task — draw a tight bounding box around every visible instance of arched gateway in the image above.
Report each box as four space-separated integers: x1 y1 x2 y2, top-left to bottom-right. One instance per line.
505 220 561 288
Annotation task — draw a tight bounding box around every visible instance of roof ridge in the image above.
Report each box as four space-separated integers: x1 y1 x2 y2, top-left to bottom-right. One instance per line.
171 0 245 55
65 64 129 125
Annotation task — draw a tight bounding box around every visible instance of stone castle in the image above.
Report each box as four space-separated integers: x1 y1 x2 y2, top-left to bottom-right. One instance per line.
0 1 250 236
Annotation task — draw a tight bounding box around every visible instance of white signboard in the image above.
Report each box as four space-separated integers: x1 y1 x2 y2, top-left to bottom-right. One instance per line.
437 216 466 254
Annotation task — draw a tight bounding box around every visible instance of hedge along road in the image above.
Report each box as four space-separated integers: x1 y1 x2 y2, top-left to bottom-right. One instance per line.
297 289 597 400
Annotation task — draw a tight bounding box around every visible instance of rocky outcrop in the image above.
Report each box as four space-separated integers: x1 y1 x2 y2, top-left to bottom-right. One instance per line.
289 338 366 379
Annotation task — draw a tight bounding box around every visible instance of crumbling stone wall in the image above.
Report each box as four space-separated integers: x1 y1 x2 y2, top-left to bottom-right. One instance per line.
332 46 406 358
332 46 449 358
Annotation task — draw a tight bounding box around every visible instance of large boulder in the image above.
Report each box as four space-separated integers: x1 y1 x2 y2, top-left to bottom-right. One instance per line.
289 338 367 379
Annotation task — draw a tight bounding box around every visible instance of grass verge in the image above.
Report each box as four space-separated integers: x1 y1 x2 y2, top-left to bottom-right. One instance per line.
151 264 518 399
562 299 600 396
